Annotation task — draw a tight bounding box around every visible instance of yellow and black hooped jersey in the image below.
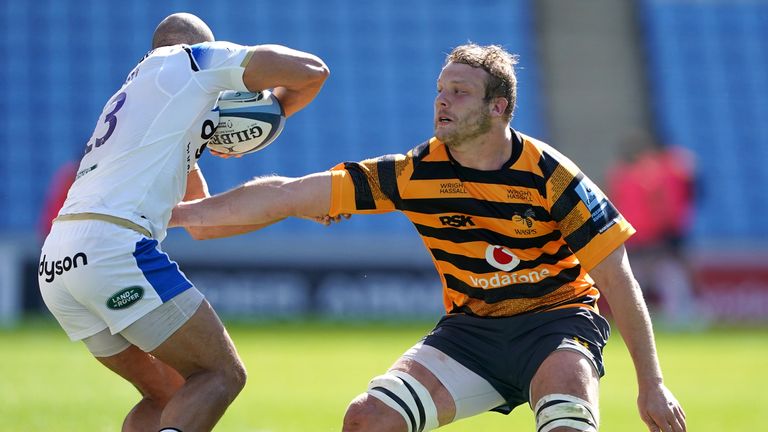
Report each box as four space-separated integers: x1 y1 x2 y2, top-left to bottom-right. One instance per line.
328 130 635 317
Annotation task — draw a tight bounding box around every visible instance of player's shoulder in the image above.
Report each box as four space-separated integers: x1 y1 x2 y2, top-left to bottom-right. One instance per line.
187 40 245 54
134 42 250 74
185 41 251 70
407 137 446 163
344 137 442 177
517 130 581 176
517 131 551 157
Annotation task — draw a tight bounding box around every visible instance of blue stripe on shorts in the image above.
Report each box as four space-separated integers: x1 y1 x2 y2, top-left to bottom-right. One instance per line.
132 238 192 302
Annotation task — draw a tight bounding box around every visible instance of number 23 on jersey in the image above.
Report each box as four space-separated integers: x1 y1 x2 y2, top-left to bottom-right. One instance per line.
84 92 127 155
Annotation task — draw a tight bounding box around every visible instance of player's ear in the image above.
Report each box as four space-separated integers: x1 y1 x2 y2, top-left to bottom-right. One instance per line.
489 97 508 118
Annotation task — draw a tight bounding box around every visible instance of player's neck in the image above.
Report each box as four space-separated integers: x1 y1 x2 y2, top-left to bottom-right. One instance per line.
448 127 512 171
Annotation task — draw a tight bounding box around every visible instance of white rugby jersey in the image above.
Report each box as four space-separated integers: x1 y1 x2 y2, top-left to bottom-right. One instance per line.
59 41 253 241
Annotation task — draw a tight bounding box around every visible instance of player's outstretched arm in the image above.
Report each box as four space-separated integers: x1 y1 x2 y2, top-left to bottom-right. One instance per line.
589 245 687 432
171 171 333 229
173 166 282 239
242 45 330 117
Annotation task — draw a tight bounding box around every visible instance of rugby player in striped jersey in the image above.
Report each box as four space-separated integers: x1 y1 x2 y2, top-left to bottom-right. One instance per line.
172 44 686 432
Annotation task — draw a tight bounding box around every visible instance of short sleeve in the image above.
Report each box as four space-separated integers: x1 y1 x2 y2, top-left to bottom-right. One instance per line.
328 158 401 216
544 151 636 270
187 41 253 93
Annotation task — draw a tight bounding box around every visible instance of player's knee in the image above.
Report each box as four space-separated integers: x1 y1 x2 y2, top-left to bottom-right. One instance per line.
197 359 247 405
342 394 380 431
221 360 247 401
231 360 247 394
534 393 598 432
343 393 408 432
353 371 439 432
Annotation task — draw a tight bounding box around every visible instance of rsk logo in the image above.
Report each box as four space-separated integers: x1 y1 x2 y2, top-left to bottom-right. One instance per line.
439 215 475 228
485 245 520 272
38 252 88 283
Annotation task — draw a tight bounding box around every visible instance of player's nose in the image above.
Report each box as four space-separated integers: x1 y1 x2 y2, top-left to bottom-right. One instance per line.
434 92 449 108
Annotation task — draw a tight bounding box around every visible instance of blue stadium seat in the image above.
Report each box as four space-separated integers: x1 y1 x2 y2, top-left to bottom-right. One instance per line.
1 0 542 235
640 0 768 242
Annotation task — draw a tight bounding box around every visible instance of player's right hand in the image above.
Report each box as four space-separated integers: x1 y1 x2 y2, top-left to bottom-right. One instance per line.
306 214 351 226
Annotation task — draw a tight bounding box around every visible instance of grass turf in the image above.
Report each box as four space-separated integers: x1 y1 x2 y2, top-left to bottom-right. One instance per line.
0 318 764 431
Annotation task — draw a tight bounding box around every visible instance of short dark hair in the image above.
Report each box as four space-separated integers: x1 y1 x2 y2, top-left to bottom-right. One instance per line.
446 44 518 121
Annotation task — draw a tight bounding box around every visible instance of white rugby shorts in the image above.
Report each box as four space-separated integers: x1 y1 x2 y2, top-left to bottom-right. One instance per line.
39 219 194 341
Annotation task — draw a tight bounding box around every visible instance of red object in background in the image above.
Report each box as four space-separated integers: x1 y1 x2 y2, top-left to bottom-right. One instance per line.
695 259 768 321
655 146 696 237
598 257 768 322
605 155 666 246
38 161 78 238
605 144 696 247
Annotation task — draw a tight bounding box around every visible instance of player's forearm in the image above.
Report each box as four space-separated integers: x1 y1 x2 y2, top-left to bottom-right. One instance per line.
183 166 210 201
173 172 332 227
272 83 327 118
590 247 665 388
243 45 330 117
175 176 295 227
185 220 282 240
604 281 665 388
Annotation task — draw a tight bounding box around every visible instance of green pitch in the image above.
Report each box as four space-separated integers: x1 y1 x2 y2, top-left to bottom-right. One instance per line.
0 318 764 431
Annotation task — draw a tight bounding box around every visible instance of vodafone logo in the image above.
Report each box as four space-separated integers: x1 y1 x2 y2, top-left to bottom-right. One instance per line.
485 245 520 272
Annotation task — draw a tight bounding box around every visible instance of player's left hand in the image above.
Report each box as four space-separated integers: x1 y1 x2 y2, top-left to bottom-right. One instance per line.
209 149 243 159
638 383 687 432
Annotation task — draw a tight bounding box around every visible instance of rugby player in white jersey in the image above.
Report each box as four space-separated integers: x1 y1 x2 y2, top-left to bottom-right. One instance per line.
37 13 329 432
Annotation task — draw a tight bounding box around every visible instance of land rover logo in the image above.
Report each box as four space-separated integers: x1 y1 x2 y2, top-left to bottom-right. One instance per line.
106 286 144 310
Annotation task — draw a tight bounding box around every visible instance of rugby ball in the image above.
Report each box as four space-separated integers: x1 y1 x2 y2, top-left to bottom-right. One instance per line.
207 89 286 155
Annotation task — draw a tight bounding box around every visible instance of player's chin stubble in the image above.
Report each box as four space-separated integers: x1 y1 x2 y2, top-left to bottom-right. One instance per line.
437 110 492 149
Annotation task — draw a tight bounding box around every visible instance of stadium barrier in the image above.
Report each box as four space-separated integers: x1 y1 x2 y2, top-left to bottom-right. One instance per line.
0 242 23 326
5 234 768 325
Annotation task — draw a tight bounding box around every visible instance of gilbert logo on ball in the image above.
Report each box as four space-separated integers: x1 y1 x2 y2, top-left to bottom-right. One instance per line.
208 89 286 155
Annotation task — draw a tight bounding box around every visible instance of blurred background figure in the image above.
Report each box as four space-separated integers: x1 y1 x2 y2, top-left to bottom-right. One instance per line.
37 160 78 240
606 129 703 329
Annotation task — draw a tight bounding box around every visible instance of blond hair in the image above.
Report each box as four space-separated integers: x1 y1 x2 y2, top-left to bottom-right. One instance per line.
446 44 518 121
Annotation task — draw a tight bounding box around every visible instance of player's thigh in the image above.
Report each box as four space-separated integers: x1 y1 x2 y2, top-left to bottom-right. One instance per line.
529 348 600 407
393 342 505 425
529 348 601 431
147 298 243 378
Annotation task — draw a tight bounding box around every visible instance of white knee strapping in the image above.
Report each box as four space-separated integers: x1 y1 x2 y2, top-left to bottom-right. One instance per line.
534 393 598 432
367 370 439 432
